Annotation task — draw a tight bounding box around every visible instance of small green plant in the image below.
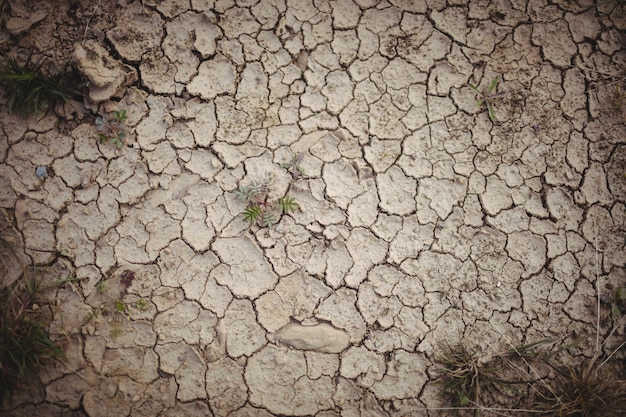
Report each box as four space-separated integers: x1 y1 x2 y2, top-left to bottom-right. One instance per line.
469 76 506 122
235 181 298 227
96 109 127 148
0 56 81 117
114 299 126 314
134 298 149 311
109 323 123 339
0 269 62 397
83 310 98 323
281 153 306 180
95 279 106 293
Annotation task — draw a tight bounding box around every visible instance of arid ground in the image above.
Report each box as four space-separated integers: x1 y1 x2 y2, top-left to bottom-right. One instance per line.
1 0 626 416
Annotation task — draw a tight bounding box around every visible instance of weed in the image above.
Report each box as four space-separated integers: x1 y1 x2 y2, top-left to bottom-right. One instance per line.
611 287 626 317
469 76 506 122
434 339 558 415
114 299 126 314
109 323 123 339
0 269 62 397
0 55 82 117
95 109 127 148
83 310 98 323
119 269 135 291
95 279 106 293
281 153 306 180
532 353 626 417
435 342 506 412
235 181 298 227
134 298 149 311
611 84 626 121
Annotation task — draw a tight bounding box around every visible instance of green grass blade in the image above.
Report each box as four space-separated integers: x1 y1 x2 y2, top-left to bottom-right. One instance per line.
487 76 499 94
487 103 497 121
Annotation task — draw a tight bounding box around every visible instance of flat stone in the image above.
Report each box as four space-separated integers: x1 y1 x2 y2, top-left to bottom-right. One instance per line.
73 41 137 102
271 322 350 353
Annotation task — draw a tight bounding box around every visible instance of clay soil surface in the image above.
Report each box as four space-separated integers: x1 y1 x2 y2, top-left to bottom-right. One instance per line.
1 0 626 416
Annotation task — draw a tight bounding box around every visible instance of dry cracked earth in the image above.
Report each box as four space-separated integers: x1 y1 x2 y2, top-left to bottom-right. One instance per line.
1 0 626 416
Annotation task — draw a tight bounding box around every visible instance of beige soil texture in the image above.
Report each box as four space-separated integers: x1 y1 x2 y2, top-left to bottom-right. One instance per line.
1 0 626 416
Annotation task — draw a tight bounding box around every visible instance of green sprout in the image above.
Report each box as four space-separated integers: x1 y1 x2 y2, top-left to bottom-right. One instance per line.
469 76 506 122
281 153 306 180
236 181 298 228
96 109 127 148
0 55 82 117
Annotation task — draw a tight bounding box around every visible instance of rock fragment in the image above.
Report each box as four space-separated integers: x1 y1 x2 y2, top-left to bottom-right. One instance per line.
271 322 350 353
73 41 137 103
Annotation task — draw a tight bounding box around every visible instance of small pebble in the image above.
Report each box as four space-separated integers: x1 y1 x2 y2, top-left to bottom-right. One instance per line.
35 166 48 178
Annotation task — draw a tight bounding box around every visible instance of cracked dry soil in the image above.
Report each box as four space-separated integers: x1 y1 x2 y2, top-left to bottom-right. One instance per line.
1 0 626 416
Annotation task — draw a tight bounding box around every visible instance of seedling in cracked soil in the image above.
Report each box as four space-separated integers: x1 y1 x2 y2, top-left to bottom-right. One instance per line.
469 76 506 122
0 55 82 117
236 181 298 228
95 109 127 148
281 152 306 180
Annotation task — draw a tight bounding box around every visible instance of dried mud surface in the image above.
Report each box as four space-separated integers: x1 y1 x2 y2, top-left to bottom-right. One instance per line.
1 0 626 416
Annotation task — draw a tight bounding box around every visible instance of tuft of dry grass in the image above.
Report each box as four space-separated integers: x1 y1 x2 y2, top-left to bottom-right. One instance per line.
533 353 626 417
